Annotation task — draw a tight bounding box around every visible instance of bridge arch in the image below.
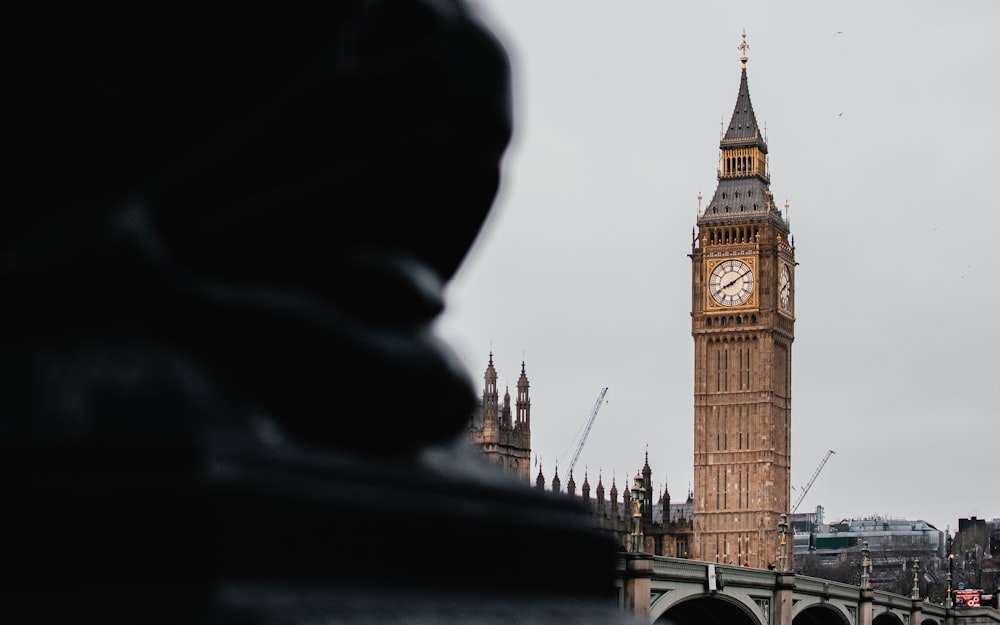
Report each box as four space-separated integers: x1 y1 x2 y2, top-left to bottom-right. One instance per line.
652 593 762 625
872 613 905 625
792 603 851 625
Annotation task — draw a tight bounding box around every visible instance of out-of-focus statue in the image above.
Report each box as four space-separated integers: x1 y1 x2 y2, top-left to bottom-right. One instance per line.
3 3 636 623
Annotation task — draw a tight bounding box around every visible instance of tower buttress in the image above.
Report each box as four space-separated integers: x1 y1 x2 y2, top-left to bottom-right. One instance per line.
596 472 606 515
516 360 530 430
610 477 619 520
663 478 671 524
501 386 512 429
483 351 499 439
642 452 654 525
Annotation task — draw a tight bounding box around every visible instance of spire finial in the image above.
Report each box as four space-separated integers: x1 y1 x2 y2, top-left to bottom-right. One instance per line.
739 30 749 69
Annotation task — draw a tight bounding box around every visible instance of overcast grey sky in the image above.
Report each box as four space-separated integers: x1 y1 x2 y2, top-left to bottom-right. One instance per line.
436 0 998 535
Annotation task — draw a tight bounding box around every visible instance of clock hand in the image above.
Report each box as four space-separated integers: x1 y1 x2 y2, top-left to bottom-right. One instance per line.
722 270 752 290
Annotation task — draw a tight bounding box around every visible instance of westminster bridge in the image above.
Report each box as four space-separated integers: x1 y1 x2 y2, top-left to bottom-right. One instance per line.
614 554 1000 625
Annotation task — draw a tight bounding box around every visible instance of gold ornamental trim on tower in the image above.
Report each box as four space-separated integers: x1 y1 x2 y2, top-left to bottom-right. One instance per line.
704 248 759 259
705 256 759 311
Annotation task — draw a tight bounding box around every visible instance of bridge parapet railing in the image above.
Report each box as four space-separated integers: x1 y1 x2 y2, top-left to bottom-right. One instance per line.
650 557 708 581
867 591 950 621
872 589 917 610
917 602 946 619
648 557 776 590
794 574 861 602
712 563 780 590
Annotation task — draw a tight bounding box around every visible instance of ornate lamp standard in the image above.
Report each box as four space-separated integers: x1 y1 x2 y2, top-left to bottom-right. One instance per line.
945 531 954 607
630 473 645 553
777 513 789 572
911 559 920 600
860 540 871 589
947 554 954 606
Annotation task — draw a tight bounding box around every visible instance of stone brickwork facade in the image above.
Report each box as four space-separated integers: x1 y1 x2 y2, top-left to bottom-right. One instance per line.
689 36 795 569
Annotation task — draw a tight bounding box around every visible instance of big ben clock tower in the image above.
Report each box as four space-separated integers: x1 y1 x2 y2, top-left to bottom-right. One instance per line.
689 33 795 569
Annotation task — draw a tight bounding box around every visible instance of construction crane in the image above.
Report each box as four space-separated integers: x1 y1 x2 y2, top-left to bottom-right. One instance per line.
564 386 609 479
791 449 835 514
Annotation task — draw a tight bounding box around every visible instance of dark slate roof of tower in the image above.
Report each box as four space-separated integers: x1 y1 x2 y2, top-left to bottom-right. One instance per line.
700 177 783 226
723 66 768 153
698 37 787 228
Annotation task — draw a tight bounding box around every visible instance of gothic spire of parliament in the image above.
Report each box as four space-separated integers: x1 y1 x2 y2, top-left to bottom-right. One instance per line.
690 32 796 568
466 352 532 482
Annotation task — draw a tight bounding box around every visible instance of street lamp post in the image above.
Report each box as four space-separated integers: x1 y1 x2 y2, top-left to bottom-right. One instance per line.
778 513 788 572
630 473 645 553
911 559 920 600
860 540 871 589
946 532 954 607
947 556 954 607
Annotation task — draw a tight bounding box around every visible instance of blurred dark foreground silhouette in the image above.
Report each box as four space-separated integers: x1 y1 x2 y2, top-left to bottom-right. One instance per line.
3 2 637 624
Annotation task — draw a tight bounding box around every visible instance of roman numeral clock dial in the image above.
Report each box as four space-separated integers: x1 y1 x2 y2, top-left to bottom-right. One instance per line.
779 262 792 311
709 259 754 307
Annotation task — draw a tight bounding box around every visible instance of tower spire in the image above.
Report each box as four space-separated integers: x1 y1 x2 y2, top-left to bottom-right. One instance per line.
699 31 777 227
723 35 763 146
516 359 530 429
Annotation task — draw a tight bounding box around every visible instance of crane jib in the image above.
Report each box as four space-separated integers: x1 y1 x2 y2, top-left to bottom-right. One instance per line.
566 386 609 478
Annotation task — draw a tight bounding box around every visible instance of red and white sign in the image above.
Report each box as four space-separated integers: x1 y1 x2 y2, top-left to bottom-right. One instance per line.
955 589 981 608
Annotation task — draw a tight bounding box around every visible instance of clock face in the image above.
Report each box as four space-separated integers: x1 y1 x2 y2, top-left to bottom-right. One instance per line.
709 259 754 306
779 263 791 310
